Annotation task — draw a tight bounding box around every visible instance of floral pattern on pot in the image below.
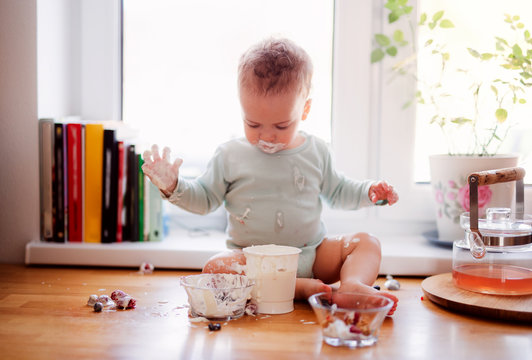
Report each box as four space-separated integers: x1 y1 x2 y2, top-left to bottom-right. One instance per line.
433 179 492 223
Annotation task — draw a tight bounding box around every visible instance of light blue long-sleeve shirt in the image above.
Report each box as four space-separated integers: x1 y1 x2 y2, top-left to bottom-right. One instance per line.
167 131 375 249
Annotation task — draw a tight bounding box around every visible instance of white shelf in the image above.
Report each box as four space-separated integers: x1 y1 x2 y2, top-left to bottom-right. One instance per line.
25 230 228 270
25 231 453 276
379 235 452 276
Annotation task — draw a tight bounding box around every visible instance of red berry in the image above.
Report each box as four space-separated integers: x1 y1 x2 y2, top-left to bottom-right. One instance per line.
126 298 136 309
111 289 127 301
349 325 362 334
353 312 360 325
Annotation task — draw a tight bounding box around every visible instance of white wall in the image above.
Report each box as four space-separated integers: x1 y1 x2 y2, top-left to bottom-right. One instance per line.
0 0 39 263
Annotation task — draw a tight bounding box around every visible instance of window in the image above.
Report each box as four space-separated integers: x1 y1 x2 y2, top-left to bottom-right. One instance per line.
122 0 334 176
123 0 532 236
122 0 342 234
375 0 532 228
414 0 532 183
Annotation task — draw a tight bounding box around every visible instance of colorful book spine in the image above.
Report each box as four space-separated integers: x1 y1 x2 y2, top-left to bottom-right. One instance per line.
39 119 54 241
67 123 83 242
116 141 125 243
81 125 86 242
101 129 118 243
123 145 138 242
62 122 68 241
143 174 150 241
137 155 144 242
148 181 163 241
53 123 66 242
84 123 104 243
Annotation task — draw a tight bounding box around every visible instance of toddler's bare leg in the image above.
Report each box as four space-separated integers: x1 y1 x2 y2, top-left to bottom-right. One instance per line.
313 233 398 315
202 250 246 274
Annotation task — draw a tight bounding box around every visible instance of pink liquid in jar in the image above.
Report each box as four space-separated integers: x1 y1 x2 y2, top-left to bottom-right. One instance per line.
453 263 532 295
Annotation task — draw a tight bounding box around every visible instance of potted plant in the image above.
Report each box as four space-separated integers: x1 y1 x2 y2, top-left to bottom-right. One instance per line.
372 0 532 242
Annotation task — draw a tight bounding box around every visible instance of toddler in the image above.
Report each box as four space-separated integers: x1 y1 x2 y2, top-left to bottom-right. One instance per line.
142 38 399 314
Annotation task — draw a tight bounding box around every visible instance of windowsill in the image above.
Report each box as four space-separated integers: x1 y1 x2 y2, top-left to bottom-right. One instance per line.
25 230 452 276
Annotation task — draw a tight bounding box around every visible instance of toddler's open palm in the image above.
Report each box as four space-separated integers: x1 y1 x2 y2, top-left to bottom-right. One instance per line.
142 145 183 196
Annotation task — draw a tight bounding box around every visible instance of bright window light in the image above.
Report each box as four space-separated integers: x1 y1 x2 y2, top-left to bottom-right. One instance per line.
122 0 334 177
414 0 532 183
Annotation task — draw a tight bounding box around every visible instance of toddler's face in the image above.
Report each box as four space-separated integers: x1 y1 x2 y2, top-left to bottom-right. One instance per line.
239 88 311 154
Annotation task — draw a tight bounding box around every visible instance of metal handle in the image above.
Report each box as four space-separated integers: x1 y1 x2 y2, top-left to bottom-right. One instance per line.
468 167 526 237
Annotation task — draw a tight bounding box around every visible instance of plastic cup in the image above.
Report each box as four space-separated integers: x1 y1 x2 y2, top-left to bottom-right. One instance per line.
243 244 301 314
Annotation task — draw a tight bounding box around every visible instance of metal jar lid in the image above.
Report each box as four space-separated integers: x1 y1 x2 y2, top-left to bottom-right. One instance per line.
461 209 532 246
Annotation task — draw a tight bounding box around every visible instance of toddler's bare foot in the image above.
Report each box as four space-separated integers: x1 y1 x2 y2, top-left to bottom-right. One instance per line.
295 278 332 301
338 280 398 316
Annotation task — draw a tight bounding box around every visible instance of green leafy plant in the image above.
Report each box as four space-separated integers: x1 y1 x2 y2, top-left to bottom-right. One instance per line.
372 0 532 156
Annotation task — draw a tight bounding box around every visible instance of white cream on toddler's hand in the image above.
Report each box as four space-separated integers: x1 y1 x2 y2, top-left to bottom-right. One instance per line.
142 144 183 195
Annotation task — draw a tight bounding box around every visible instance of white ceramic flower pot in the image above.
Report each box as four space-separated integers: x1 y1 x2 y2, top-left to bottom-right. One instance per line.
429 154 519 243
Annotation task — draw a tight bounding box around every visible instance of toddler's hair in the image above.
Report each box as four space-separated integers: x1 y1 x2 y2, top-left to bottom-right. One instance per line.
238 37 313 97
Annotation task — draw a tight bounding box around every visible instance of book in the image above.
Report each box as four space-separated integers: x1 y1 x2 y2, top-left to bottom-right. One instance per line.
66 123 83 242
116 141 125 243
101 129 119 243
84 123 104 243
123 145 138 242
62 121 68 242
137 154 144 242
81 125 86 242
39 119 54 241
143 174 150 241
53 123 66 242
148 181 163 241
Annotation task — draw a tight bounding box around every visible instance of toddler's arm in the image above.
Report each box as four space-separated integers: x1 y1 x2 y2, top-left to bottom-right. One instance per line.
142 144 183 197
369 180 398 205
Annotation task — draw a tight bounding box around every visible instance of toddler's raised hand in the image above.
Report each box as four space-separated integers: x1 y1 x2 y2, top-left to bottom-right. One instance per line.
142 144 183 196
369 181 398 206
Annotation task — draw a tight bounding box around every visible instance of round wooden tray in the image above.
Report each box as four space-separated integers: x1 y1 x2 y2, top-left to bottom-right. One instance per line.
421 273 532 323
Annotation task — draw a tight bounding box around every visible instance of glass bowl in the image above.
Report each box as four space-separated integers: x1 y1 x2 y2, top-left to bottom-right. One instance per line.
180 274 254 320
308 292 392 348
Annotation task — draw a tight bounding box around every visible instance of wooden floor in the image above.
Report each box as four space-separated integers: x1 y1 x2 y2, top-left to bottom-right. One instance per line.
0 264 531 360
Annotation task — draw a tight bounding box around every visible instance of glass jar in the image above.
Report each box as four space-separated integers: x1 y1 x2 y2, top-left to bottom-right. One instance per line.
452 168 532 295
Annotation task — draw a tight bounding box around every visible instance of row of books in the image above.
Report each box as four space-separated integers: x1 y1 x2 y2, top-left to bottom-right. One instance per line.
38 118 162 243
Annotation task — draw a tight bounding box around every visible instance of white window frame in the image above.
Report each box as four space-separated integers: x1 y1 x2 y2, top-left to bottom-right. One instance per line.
323 0 437 236
38 0 121 121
